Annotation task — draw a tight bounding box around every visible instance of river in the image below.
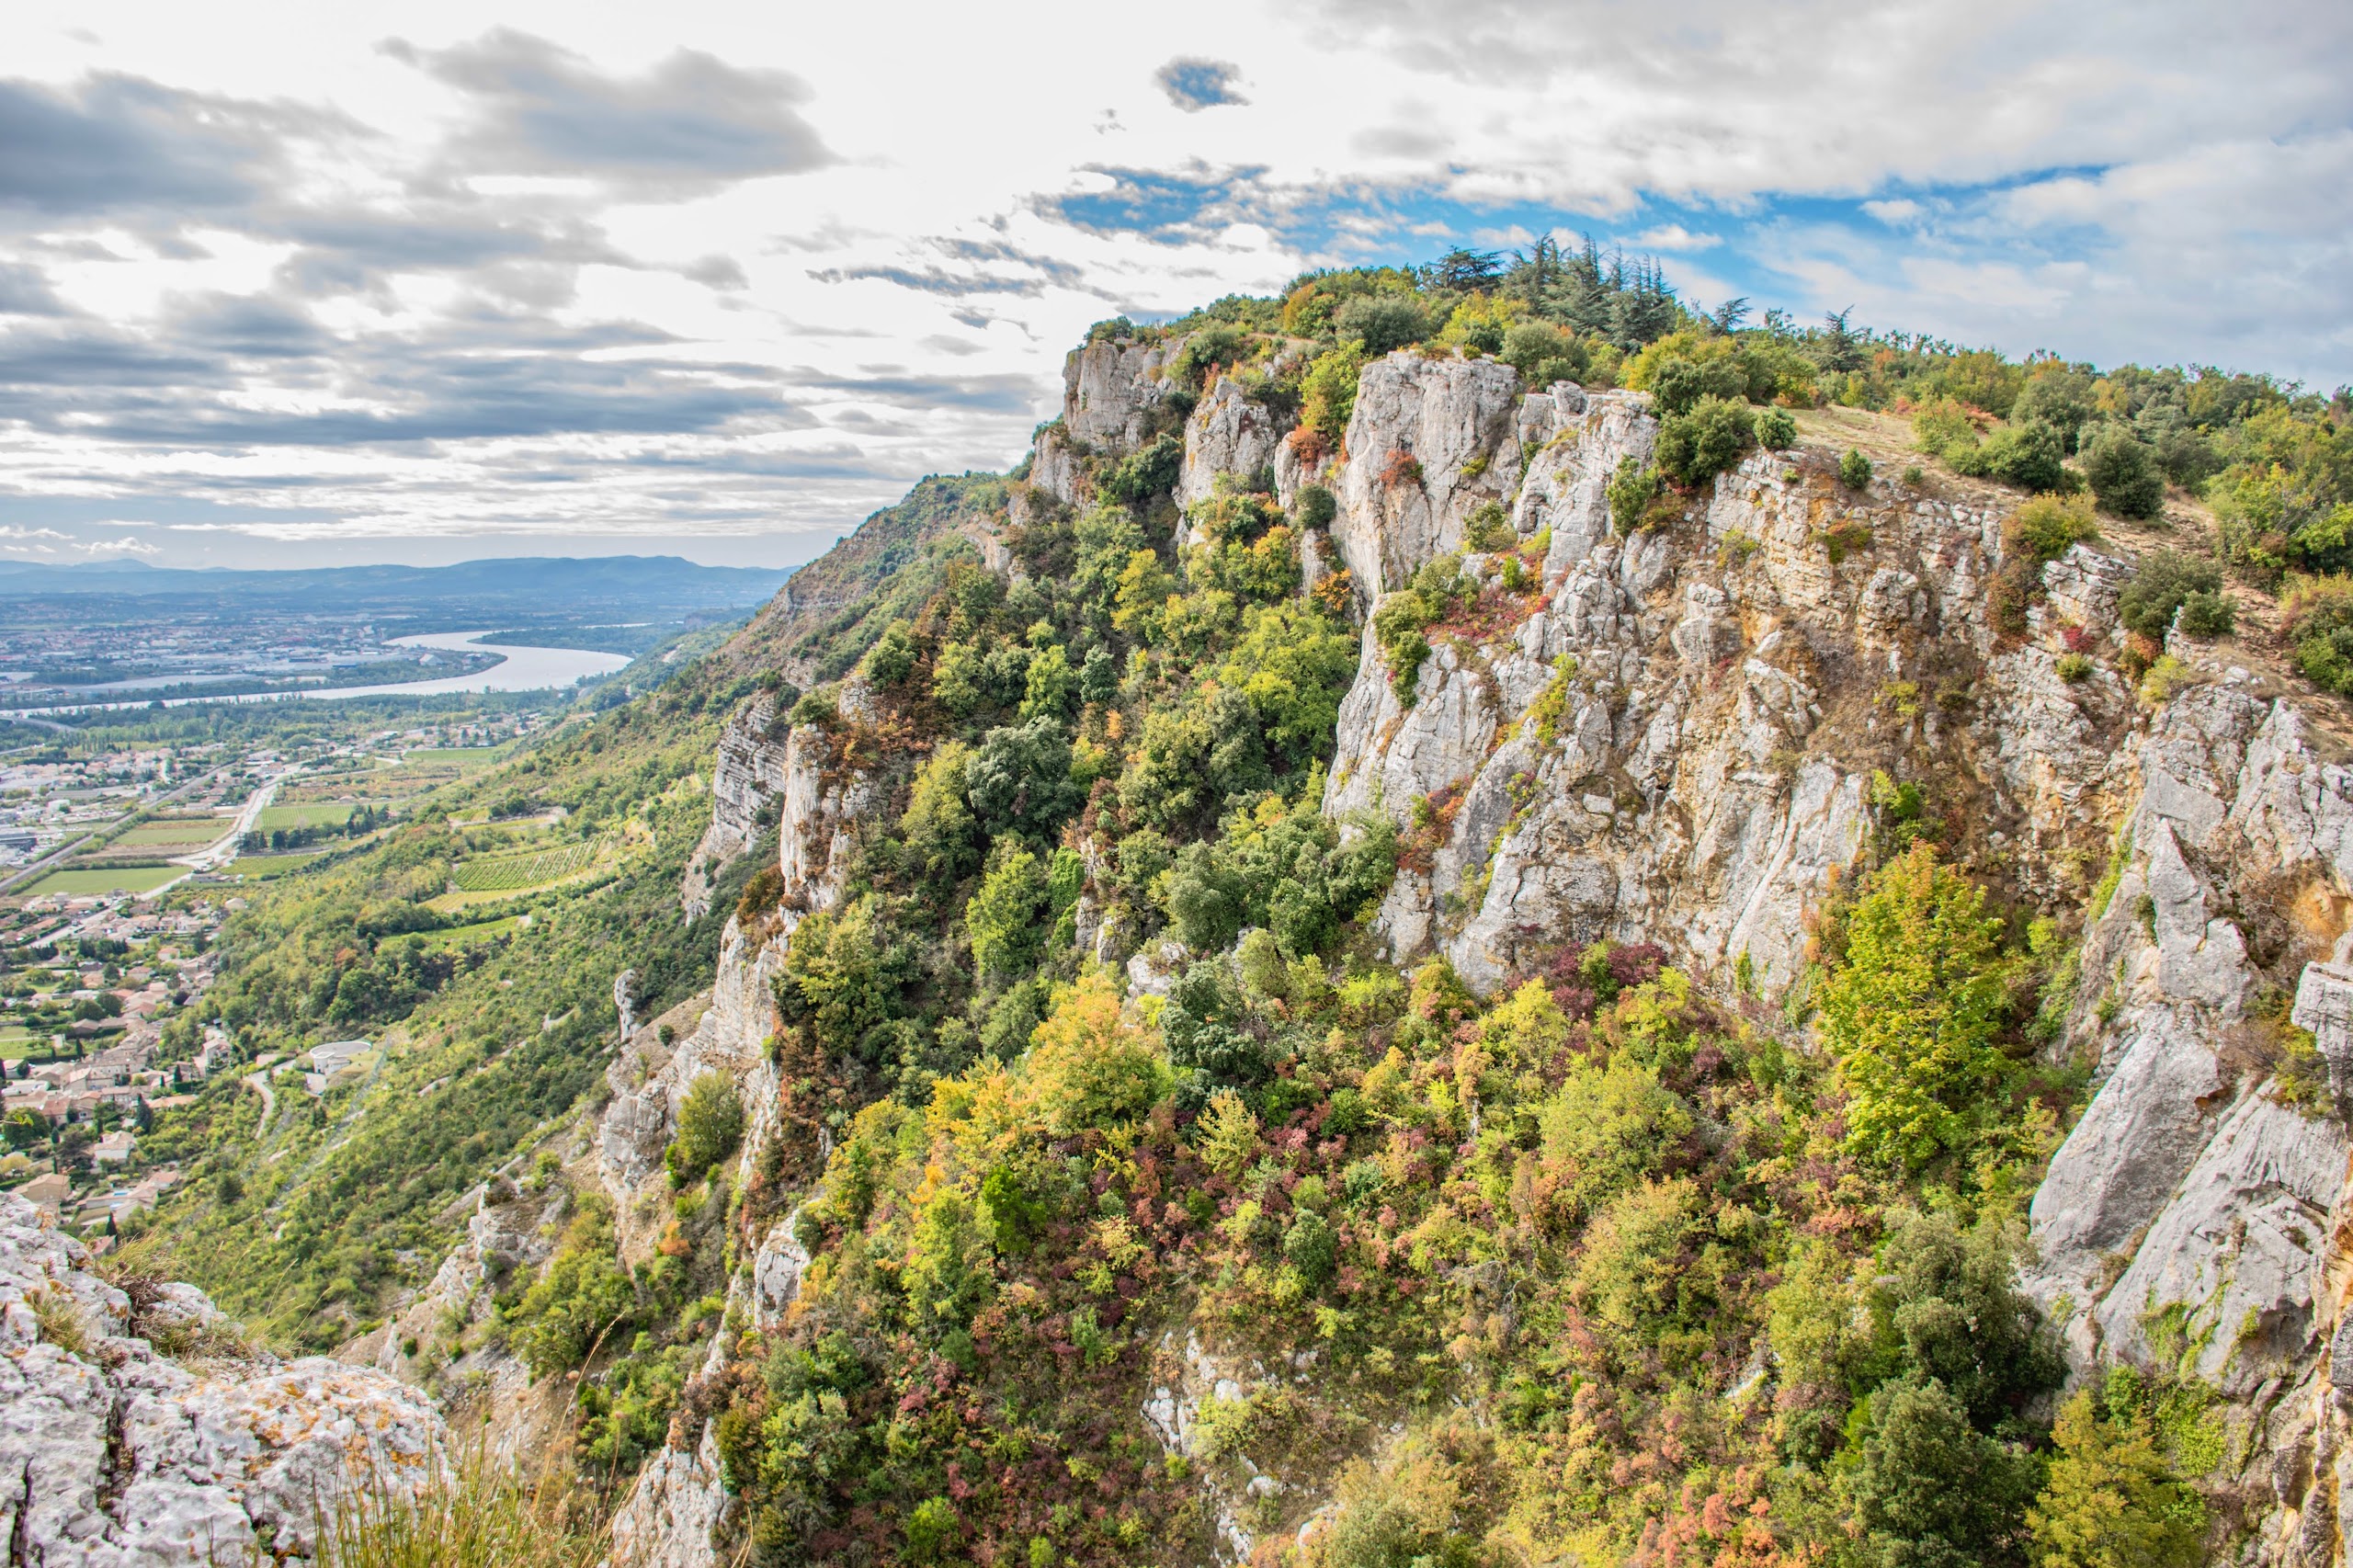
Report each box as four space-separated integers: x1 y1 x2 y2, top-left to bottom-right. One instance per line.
0 631 633 718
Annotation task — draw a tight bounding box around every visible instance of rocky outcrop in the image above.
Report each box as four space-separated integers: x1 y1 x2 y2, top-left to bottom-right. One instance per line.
1142 1332 1309 1564
0 1191 443 1565
1517 385 1653 575
610 1426 733 1568
1179 377 1286 510
2027 686 2353 1381
1318 425 2072 999
680 695 790 918
1330 353 1524 594
1063 335 1185 452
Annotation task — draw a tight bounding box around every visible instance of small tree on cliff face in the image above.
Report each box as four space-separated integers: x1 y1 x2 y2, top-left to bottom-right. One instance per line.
665 1071 744 1187
1820 844 2010 1172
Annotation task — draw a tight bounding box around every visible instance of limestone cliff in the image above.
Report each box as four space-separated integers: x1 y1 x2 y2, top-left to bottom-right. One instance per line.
1 1192 442 1564
566 339 2353 1565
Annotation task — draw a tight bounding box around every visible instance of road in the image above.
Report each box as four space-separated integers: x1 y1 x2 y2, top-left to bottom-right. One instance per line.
0 760 298 896
244 1064 278 1139
176 767 293 871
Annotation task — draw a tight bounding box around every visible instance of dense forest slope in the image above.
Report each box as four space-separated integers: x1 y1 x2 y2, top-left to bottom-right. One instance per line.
110 251 2353 1568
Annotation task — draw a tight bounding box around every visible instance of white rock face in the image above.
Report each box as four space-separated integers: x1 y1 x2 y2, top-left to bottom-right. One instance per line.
1519 388 1654 583
1330 353 1525 594
679 696 791 918
2026 681 2353 1411
0 1192 444 1566
1027 427 1086 507
1063 335 1184 452
1179 377 1286 510
609 1425 733 1568
1320 426 2026 999
1141 1332 1300 1564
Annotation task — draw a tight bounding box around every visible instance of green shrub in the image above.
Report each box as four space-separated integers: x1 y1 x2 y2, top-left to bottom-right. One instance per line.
1912 398 1984 461
2080 426 2165 518
1657 395 1757 485
1756 405 1796 449
968 843 1050 984
1371 589 1439 702
2283 574 2353 693
2028 1377 2207 1568
1974 419 2072 492
775 895 920 1067
666 1071 744 1187
1296 483 1337 530
1332 294 1429 356
1301 343 1369 442
857 619 918 687
1100 435 1183 504
511 1199 637 1378
1645 355 1746 418
2008 493 2098 563
1282 1209 1337 1288
1465 501 1517 552
1501 321 1587 386
1838 449 1873 490
2056 652 2094 682
2177 591 2234 638
1608 456 1661 536
1838 1374 2040 1566
902 1497 961 1563
2117 551 2222 638
2013 366 2096 452
2139 653 2198 705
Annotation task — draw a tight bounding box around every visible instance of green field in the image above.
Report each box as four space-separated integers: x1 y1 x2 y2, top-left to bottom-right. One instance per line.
256 801 385 832
402 747 508 768
450 840 597 892
222 853 323 881
0 1028 39 1060
115 818 227 847
23 865 182 897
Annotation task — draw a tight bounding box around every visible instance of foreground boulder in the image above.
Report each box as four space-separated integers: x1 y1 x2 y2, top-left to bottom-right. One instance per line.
0 1191 443 1564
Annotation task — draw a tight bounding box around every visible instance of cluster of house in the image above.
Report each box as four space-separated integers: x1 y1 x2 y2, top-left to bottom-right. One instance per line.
4 1031 209 1127
13 1165 180 1240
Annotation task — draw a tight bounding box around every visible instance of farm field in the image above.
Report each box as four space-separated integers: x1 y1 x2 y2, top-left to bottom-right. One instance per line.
24 865 182 896
0 1028 38 1060
256 801 388 833
450 840 597 892
401 747 508 768
114 817 227 847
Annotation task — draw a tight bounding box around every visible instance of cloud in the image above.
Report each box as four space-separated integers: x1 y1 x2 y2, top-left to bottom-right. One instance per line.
1627 223 1722 252
1154 58 1248 113
0 261 64 316
0 6 2347 570
684 254 748 290
388 29 835 196
0 73 335 221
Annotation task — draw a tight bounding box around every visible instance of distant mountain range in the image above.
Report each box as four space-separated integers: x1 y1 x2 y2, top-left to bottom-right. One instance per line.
0 555 791 614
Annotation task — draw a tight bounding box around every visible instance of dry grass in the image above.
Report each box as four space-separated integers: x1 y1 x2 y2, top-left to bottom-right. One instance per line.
313 1446 608 1568
28 1285 91 1356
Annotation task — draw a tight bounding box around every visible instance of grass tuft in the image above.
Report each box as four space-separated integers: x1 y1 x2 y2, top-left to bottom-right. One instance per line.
314 1446 608 1568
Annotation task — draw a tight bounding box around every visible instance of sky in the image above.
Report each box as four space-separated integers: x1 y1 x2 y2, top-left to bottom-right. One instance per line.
2 0 2348 572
